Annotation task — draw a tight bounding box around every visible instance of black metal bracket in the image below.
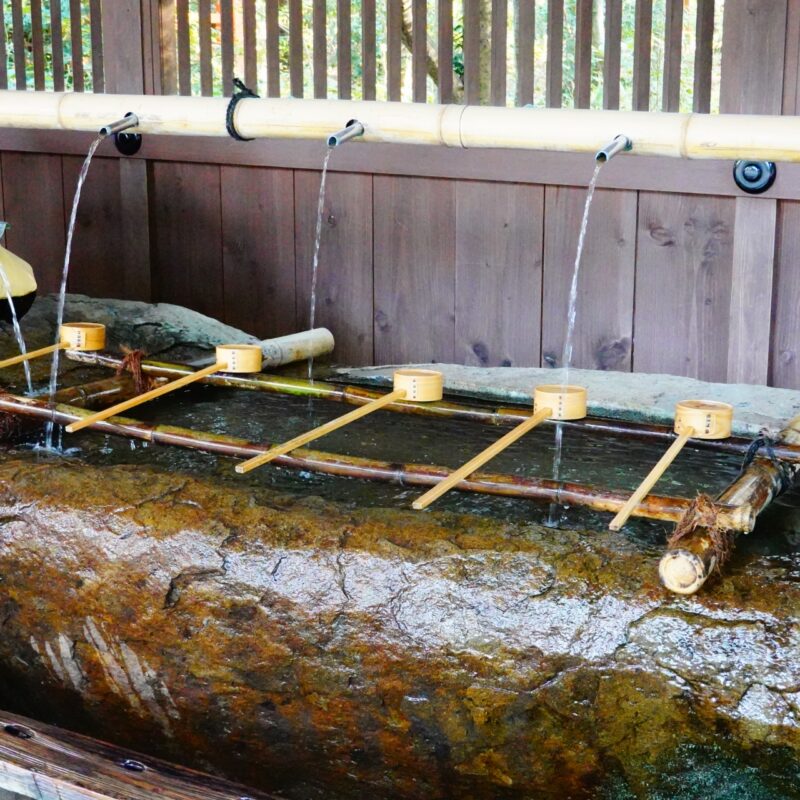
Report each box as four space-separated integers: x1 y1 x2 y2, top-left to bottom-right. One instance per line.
114 113 142 156
733 160 776 194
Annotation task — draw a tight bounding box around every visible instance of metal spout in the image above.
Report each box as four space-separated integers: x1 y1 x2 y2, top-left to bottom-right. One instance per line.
327 119 364 148
595 134 632 162
99 113 139 137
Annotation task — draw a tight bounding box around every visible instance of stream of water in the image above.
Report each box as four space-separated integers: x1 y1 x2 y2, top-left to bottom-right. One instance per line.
307 148 333 383
0 223 32 395
547 160 604 525
44 134 103 450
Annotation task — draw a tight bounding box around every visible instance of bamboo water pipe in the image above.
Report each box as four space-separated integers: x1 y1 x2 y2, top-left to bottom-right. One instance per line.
413 384 587 510
609 400 734 531
64 344 262 434
0 322 104 369
9 90 800 161
236 368 443 474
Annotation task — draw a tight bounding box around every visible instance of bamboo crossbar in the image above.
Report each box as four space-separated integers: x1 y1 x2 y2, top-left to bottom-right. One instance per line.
7 90 800 161
0 390 705 524
64 351 800 462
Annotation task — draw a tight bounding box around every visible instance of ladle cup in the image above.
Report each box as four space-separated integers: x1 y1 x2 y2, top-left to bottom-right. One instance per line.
0 322 106 369
235 368 443 474
609 399 734 531
412 384 588 510
65 344 262 434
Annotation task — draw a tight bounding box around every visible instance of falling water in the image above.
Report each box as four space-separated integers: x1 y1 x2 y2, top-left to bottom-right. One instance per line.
44 134 103 450
0 223 32 395
307 148 333 383
546 161 604 526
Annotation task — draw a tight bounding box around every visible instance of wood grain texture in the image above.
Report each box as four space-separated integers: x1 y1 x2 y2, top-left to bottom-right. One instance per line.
726 197 776 385
490 0 507 105
633 192 735 382
289 0 303 96
438 0 453 103
362 0 377 99
464 0 480 104
176 0 192 95
159 0 177 95
0 9 6 89
313 0 327 97
50 0 64 91
546 0 563 107
100 0 145 94
603 0 622 109
220 0 235 95
515 0 534 106
150 162 223 318
337 0 352 98
30 0 46 90
295 170 373 364
11 0 26 90
61 155 122 299
455 181 543 367
89 0 104 91
542 186 636 372
243 0 258 91
198 0 213 95
373 176 455 363
574 0 592 108
412 0 427 102
662 0 682 112
266 0 280 96
387 0 402 101
118 159 152 301
1 153 65 294
221 166 297 339
632 0 652 110
693 0 714 112
771 200 800 388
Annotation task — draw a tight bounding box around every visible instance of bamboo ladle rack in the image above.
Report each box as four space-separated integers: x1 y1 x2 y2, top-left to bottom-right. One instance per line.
65 344 263 434
609 399 734 531
412 384 588 510
0 322 105 369
235 368 443 474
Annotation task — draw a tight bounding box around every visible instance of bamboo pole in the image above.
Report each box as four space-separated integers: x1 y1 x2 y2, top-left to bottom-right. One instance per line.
64 350 800 462
0 341 64 369
0 390 708 524
7 90 800 161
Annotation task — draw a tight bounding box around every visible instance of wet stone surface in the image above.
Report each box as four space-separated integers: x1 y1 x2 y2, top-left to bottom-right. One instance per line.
0 456 796 799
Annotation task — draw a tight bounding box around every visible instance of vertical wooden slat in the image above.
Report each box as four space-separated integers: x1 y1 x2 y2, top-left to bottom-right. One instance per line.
515 0 534 106
632 0 652 111
313 0 327 97
362 0 376 99
412 0 427 102
374 176 455 363
0 5 7 90
542 187 636 371
771 202 800 388
289 0 303 97
633 193 734 382
387 0 402 101
295 172 374 364
546 0 563 108
220 0 235 95
338 0 352 99
176 0 191 95
11 0 26 90
119 159 152 301
490 0 507 106
662 0 682 112
159 0 177 95
142 0 162 95
243 0 257 91
456 182 543 367
198 0 213 96
266 0 280 97
30 0 46 90
222 167 297 339
463 0 480 104
437 0 453 103
782 0 800 115
573 0 592 108
50 0 65 91
603 0 622 109
693 0 714 113
89 0 104 91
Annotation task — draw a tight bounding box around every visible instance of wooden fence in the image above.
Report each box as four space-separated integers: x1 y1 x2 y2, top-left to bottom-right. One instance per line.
0 0 800 392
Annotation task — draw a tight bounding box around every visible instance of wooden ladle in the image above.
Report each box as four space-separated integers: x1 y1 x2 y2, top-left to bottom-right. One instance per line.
609 399 734 531
235 368 443 474
412 384 588 510
65 343 263 434
0 322 105 369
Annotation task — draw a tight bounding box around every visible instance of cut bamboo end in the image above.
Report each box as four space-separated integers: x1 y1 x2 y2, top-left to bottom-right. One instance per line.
533 384 588 420
60 322 106 351
216 344 262 373
658 549 710 595
674 399 733 440
392 369 444 402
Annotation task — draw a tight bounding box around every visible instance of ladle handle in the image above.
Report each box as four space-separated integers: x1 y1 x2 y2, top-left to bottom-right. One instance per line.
65 361 226 433
236 389 407 474
0 341 65 369
412 406 553 511
609 426 695 531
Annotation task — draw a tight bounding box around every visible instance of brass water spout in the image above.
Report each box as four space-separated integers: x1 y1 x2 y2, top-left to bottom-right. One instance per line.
327 119 364 147
595 134 632 162
99 113 139 137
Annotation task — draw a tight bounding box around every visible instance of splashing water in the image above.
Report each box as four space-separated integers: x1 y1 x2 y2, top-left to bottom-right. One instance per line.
547 160 604 525
44 134 103 450
307 148 333 383
0 223 33 395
